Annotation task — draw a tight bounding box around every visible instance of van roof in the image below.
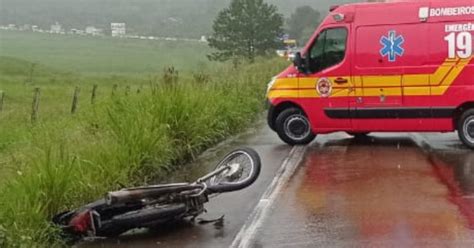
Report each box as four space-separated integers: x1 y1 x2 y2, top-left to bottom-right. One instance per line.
343 0 465 8
329 0 472 26
344 0 429 7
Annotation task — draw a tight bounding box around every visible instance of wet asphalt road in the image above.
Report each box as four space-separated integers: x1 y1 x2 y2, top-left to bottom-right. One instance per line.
81 124 474 248
250 133 474 247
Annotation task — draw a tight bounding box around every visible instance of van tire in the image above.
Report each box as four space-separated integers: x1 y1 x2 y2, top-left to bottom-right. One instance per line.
458 109 474 149
275 108 316 146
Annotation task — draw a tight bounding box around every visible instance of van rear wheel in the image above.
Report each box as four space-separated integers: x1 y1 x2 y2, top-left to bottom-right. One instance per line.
458 109 474 149
275 108 316 146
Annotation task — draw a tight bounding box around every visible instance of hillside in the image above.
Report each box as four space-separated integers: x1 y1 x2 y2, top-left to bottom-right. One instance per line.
1 0 359 38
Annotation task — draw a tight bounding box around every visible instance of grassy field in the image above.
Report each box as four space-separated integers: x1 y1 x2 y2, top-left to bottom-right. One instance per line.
0 30 219 165
0 30 288 247
0 31 213 74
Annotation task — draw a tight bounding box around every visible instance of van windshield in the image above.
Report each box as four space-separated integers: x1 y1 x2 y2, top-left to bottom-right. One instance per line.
308 27 347 73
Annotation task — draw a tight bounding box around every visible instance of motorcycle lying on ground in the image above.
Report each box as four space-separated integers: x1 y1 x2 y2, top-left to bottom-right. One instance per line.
53 148 261 242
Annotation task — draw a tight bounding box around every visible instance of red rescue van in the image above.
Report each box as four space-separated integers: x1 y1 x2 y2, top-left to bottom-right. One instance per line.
267 0 474 148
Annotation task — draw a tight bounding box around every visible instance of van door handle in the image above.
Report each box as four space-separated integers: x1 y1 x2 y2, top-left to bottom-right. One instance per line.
334 78 348 84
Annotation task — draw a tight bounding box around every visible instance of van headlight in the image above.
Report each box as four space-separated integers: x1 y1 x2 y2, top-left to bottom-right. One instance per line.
266 77 277 94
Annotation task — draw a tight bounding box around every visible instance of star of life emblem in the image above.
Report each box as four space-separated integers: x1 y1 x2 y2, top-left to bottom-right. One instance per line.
380 30 405 62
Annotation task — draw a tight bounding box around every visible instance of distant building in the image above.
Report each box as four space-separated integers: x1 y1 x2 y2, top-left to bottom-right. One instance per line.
32 25 39 32
50 22 62 33
111 23 126 37
200 36 208 43
69 29 85 35
166 17 182 24
85 26 103 36
20 24 31 31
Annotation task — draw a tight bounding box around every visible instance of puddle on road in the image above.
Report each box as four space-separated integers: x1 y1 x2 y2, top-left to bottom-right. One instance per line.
254 135 474 247
432 151 474 196
430 151 474 229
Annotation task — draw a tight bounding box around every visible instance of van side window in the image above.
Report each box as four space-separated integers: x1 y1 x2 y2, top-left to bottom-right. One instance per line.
308 28 348 73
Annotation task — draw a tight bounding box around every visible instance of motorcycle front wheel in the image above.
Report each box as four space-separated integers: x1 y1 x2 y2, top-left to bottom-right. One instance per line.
206 147 261 193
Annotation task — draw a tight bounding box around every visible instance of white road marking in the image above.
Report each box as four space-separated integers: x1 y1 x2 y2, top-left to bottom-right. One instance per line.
230 145 308 248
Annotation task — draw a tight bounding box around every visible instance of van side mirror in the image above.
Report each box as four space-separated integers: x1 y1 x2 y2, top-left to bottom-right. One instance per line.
293 52 308 74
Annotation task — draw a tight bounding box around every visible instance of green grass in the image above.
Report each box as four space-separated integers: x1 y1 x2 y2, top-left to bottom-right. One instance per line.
0 30 213 75
0 31 288 247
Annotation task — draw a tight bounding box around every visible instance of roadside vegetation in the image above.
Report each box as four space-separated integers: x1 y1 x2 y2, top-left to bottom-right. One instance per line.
0 29 287 247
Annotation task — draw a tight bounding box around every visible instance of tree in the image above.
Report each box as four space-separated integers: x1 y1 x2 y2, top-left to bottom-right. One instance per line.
207 0 284 62
287 6 321 44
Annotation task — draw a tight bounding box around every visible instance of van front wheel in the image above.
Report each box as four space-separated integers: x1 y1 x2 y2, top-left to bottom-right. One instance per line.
275 108 316 146
458 109 474 149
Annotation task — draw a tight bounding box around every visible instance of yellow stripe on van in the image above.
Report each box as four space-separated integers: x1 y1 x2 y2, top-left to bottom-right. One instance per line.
363 75 402 87
402 74 429 87
268 57 472 99
432 58 471 95
267 89 299 99
270 78 299 89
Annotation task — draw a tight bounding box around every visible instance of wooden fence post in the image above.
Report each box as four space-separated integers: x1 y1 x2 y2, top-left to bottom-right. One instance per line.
31 88 40 123
112 84 118 96
91 84 98 104
0 91 4 112
125 86 131 96
71 86 80 114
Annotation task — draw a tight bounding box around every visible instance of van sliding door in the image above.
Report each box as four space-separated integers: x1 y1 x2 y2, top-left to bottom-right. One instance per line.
353 22 430 131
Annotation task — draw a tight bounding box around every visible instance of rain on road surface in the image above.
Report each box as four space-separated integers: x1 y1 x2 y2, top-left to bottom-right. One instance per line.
82 123 474 248
249 133 474 247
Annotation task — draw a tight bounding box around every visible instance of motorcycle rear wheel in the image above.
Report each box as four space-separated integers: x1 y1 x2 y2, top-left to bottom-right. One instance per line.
97 203 187 237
